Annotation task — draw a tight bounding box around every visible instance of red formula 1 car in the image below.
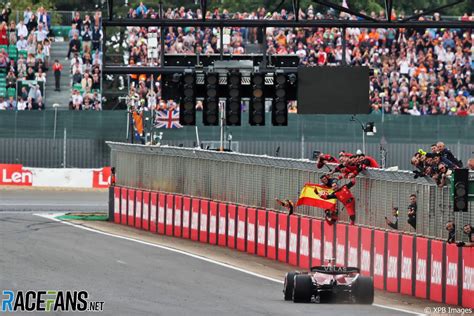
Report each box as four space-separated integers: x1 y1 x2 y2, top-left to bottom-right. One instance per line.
283 260 374 304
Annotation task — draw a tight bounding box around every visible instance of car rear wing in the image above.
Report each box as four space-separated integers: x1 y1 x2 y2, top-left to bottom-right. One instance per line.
310 266 360 275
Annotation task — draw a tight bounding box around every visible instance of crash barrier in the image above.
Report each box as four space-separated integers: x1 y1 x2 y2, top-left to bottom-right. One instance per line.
112 186 474 308
0 164 111 188
108 143 474 240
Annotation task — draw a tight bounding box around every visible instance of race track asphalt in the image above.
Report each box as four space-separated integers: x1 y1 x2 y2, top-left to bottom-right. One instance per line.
0 188 108 212
0 213 414 316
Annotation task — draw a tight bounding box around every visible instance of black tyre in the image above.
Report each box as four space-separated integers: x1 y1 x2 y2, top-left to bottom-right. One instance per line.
293 274 313 303
283 272 298 301
352 276 374 304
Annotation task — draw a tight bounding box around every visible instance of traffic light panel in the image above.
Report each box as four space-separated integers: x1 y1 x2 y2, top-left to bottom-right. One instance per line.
272 73 288 126
226 71 241 126
249 73 265 126
453 168 469 212
203 72 219 126
179 72 196 126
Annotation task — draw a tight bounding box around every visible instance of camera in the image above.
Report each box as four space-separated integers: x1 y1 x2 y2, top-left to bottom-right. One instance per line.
313 150 321 160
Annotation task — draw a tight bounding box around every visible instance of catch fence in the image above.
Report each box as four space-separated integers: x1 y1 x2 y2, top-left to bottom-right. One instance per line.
109 143 474 240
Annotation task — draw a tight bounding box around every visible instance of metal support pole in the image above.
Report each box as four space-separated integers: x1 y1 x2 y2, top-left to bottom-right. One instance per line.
53 107 57 140
341 27 347 65
195 126 201 148
126 106 130 140
63 128 67 168
159 1 165 67
362 130 366 155
108 0 113 20
219 100 225 151
219 27 224 60
262 27 267 68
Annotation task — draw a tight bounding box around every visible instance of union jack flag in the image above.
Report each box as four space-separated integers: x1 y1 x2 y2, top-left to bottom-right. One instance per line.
154 109 183 129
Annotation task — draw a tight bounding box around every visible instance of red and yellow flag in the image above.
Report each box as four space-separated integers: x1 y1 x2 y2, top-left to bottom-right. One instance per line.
296 183 336 210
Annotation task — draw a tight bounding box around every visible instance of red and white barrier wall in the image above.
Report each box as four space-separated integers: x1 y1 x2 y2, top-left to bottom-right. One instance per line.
112 186 474 308
0 164 110 188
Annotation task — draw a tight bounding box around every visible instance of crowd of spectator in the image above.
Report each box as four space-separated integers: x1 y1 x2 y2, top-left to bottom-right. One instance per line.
67 10 103 110
124 2 473 115
0 5 52 110
411 141 463 187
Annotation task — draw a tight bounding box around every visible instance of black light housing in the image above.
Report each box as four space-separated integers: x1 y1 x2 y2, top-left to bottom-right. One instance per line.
226 71 241 126
203 72 219 126
249 73 265 126
179 71 196 126
272 72 288 126
453 168 469 212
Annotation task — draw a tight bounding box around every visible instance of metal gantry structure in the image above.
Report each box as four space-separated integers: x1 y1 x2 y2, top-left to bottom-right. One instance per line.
103 0 470 76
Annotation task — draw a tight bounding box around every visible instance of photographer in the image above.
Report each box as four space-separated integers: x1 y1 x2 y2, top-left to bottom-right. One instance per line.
385 207 399 230
446 221 456 244
457 224 473 247
436 142 463 168
275 198 294 215
407 194 417 230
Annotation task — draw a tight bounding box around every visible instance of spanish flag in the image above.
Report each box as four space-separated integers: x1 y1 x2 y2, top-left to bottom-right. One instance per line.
296 183 337 210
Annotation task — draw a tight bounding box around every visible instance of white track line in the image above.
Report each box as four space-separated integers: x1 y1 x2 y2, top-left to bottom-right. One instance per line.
35 213 423 315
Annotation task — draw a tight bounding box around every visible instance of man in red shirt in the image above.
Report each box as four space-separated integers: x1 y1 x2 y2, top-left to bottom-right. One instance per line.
52 59 63 92
321 178 357 225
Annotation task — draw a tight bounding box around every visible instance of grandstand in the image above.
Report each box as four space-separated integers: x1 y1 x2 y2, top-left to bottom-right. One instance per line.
118 3 472 115
0 6 103 111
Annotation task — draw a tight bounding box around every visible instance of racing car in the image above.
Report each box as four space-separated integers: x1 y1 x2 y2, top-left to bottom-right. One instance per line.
283 260 374 304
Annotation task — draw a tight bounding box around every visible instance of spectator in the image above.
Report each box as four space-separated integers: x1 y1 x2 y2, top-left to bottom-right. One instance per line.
26 14 37 33
91 24 102 52
16 35 27 50
6 95 15 109
468 158 474 170
6 71 15 88
0 96 8 110
457 224 473 247
23 7 32 25
81 24 92 53
436 141 463 168
71 89 83 110
135 2 148 18
52 59 63 92
35 67 46 82
34 23 48 43
407 194 417 230
68 23 79 42
8 21 16 45
72 67 82 84
28 84 41 102
67 33 81 59
0 5 11 24
71 12 82 32
0 22 8 45
35 96 45 110
37 7 50 32
43 38 50 67
446 221 456 244
20 86 28 100
17 97 27 110
385 207 399 229
81 72 92 94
